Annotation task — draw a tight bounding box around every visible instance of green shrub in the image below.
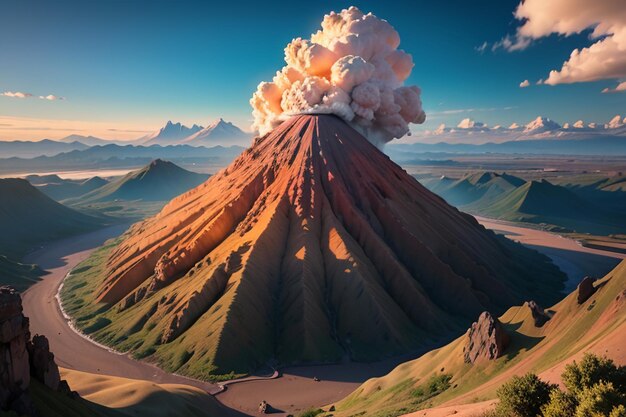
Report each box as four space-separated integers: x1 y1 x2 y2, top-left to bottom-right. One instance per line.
541 389 577 417
427 374 452 394
576 381 626 417
297 408 324 417
496 373 556 417
610 405 626 417
562 353 626 395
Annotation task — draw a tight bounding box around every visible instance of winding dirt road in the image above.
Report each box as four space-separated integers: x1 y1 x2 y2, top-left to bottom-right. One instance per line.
21 224 224 395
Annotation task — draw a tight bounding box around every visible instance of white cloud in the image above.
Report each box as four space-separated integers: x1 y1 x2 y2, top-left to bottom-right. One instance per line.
38 94 64 101
496 0 626 85
519 79 530 88
475 41 488 54
1 91 33 99
602 81 626 93
1 91 65 100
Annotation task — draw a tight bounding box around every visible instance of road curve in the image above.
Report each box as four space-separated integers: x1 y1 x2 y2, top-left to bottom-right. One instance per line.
21 224 224 395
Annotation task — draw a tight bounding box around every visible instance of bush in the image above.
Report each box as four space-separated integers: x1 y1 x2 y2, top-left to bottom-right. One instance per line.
610 405 626 417
576 381 625 417
562 353 626 395
541 389 577 417
297 408 324 417
496 373 556 417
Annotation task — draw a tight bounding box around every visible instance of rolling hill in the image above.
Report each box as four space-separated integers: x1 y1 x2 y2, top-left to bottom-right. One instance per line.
419 172 524 207
61 114 564 381
70 159 209 204
0 178 102 258
330 260 626 417
26 175 109 201
465 179 625 234
0 178 102 290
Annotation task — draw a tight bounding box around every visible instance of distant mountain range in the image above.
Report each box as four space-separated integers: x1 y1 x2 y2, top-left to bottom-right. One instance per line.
0 139 89 158
387 135 626 158
142 119 251 147
0 143 244 173
411 114 626 145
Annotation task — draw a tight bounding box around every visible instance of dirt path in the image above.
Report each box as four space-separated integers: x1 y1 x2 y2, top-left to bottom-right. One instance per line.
21 224 225 395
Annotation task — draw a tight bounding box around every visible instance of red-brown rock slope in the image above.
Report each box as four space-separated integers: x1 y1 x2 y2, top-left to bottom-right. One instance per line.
87 115 563 377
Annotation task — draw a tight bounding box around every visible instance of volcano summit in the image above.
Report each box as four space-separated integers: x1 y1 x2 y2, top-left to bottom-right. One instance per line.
65 115 564 378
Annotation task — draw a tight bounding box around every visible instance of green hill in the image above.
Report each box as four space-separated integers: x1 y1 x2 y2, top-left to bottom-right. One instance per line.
71 159 208 204
27 175 109 201
421 172 524 207
0 178 102 258
466 179 625 234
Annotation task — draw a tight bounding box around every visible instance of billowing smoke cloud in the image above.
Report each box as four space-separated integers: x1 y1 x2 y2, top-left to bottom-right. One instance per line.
250 6 426 146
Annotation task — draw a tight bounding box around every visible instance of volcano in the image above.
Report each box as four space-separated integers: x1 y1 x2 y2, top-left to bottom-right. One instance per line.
83 115 563 377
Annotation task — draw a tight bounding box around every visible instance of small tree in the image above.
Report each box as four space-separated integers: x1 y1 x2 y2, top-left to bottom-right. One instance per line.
562 353 626 395
575 381 625 417
497 373 556 417
610 405 626 417
541 389 577 417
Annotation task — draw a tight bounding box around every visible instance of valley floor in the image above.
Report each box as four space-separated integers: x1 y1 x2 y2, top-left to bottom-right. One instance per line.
19 216 624 417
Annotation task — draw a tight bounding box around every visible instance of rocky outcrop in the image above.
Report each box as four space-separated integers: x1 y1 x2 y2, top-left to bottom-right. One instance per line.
28 334 61 391
0 286 35 415
0 286 75 416
527 300 552 327
463 311 510 364
577 276 596 304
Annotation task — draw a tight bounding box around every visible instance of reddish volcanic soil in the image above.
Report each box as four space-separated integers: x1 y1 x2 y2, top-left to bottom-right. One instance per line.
78 114 564 379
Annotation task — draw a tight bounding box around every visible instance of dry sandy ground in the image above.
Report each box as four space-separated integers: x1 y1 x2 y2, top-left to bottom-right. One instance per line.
20 224 230 399
61 367 229 417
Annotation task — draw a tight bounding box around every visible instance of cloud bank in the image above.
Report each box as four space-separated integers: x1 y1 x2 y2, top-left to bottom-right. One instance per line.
496 0 626 87
250 6 426 146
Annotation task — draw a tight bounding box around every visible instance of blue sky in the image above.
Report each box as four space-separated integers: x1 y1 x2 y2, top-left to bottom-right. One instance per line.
0 0 624 140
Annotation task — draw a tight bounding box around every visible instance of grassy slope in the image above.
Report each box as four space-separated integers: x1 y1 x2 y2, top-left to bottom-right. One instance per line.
0 178 102 258
465 180 625 235
330 260 626 417
71 160 208 204
0 255 45 292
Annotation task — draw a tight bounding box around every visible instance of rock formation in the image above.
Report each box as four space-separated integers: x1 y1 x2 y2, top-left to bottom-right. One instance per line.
82 114 563 377
0 286 75 416
577 276 596 304
527 300 552 327
463 311 510 364
0 286 35 415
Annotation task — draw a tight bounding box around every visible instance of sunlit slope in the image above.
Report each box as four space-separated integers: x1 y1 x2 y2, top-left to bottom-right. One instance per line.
332 260 626 417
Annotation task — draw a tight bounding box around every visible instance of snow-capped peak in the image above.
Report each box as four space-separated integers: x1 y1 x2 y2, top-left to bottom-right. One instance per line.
524 116 561 133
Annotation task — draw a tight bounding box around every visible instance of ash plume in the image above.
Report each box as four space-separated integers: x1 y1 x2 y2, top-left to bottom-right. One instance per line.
250 6 426 146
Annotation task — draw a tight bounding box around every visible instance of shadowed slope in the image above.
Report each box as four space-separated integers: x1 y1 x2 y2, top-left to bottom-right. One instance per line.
67 115 563 378
73 159 209 203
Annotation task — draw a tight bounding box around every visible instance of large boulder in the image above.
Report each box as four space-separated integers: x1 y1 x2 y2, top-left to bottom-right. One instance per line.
0 286 75 416
577 276 596 304
463 311 510 364
28 334 61 391
527 300 551 327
